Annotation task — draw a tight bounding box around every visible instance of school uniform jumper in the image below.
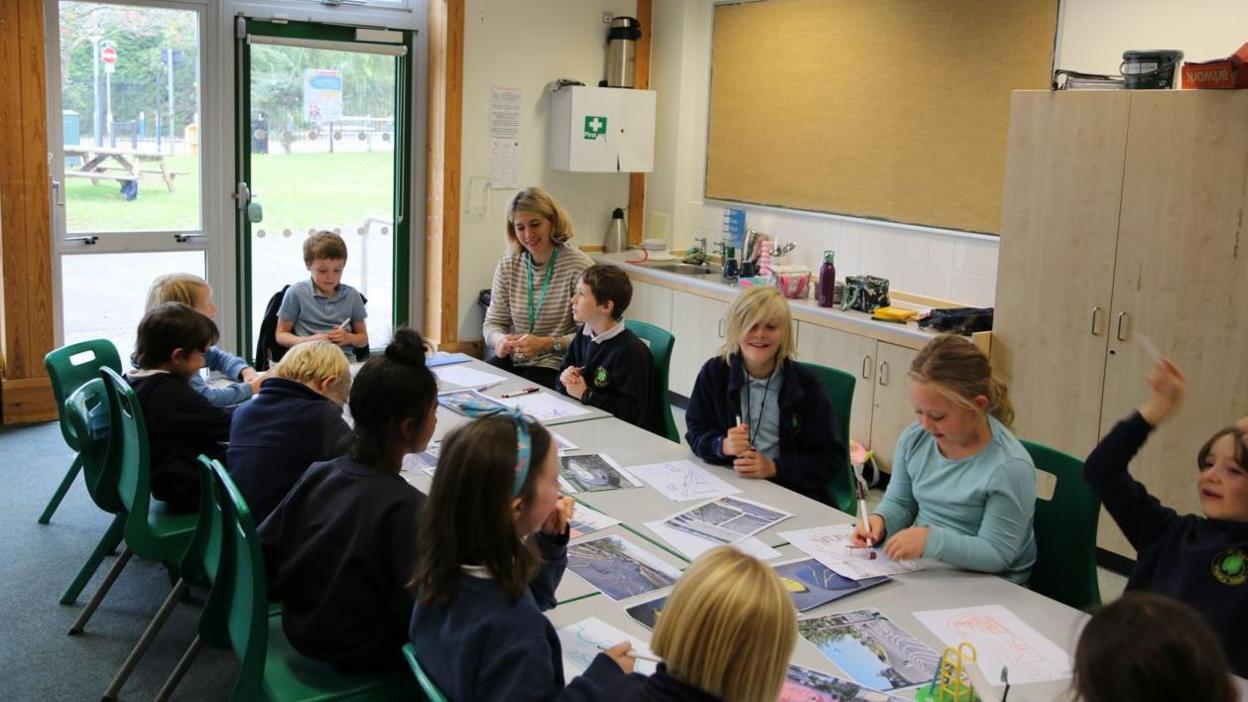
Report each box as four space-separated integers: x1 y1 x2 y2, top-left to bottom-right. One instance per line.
684 355 848 506
259 455 423 673
556 322 658 433
408 531 626 701
1085 412 1248 676
227 377 351 524
874 419 1037 584
127 370 231 513
610 665 722 702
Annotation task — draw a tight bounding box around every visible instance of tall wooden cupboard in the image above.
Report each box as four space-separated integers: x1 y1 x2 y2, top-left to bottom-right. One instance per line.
993 90 1248 558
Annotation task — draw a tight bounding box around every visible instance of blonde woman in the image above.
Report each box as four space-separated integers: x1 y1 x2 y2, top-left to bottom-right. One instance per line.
685 286 848 505
483 186 594 388
612 546 797 702
852 334 1037 583
227 340 353 523
146 272 262 406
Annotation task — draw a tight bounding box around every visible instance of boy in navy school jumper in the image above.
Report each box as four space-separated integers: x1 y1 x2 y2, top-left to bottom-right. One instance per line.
684 286 847 507
557 264 658 433
1084 357 1248 677
127 302 231 513
409 414 633 700
227 340 352 524
259 329 435 674
275 230 369 353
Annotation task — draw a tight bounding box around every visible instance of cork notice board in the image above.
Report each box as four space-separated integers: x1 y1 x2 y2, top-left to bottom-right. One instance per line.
706 0 1058 235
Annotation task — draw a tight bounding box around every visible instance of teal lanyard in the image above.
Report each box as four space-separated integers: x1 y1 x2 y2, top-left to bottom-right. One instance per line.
526 247 560 333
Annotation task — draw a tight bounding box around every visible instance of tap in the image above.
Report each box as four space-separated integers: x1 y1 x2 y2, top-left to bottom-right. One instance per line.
683 237 709 265
773 241 797 258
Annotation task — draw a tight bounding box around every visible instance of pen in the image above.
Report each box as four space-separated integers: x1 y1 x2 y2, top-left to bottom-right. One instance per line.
853 457 873 547
337 318 351 330
596 645 662 663
501 386 540 398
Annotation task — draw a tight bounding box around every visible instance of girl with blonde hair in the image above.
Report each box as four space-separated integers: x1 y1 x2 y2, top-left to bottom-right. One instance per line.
685 286 848 505
482 186 594 388
853 334 1038 583
612 546 797 702
145 272 262 406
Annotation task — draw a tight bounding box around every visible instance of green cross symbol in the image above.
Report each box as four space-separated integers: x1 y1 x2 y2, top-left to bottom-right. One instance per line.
583 115 607 140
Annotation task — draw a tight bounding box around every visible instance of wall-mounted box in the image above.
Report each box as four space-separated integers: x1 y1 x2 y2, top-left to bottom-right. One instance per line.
549 86 655 173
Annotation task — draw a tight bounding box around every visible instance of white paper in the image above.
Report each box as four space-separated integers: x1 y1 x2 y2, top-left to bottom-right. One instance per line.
489 138 520 189
659 495 793 545
557 617 658 677
780 524 924 580
488 86 521 188
568 503 621 540
552 430 578 455
913 604 1072 685
625 460 742 502
432 364 507 390
644 518 782 561
497 392 593 422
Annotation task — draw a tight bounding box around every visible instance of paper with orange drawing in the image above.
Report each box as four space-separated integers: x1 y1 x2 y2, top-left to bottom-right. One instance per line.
913 604 1071 685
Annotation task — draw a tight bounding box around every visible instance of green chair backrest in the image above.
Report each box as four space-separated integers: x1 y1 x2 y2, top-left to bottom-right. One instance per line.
45 339 122 449
1021 439 1102 611
184 455 225 586
624 320 680 443
802 362 858 513
63 378 125 514
206 459 270 700
401 643 449 702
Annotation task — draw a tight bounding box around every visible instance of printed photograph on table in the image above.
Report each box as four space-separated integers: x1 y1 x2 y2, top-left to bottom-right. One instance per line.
566 535 681 601
664 496 792 545
798 608 940 692
773 558 890 612
567 503 621 540
624 594 669 630
436 388 506 415
780 664 907 702
559 454 641 493
557 617 659 677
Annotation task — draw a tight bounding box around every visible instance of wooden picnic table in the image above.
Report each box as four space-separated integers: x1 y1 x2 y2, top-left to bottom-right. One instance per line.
62 145 183 192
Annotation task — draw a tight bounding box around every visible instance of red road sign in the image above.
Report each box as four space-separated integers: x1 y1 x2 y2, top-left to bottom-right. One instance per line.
101 45 117 64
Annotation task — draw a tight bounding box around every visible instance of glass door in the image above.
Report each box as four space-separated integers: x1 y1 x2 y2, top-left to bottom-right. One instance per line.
48 0 210 365
235 19 413 359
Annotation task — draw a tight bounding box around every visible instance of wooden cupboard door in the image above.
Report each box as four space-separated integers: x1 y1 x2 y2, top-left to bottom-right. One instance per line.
629 280 673 330
1097 90 1248 558
870 342 919 472
795 321 877 447
669 291 730 397
992 91 1130 458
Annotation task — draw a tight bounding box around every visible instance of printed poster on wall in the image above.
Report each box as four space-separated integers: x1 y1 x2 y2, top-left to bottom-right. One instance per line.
303 69 343 123
489 86 521 188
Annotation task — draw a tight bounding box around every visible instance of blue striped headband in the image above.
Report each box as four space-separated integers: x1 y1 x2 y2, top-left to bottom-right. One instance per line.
457 400 533 497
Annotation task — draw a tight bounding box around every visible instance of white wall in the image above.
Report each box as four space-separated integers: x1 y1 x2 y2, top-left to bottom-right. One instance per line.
456 0 636 341
647 0 1248 308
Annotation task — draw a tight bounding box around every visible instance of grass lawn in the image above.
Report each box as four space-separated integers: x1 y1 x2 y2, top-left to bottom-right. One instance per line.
64 150 395 234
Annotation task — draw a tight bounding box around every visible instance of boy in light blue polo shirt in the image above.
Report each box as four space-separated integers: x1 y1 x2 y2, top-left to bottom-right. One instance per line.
276 230 369 353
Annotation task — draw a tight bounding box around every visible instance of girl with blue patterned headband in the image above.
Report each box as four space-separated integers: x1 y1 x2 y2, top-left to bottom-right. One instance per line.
409 412 634 699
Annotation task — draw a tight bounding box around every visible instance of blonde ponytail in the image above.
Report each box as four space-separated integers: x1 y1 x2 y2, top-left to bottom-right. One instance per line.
910 334 1014 430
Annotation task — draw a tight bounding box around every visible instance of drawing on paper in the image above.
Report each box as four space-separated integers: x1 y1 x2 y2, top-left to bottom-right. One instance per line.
626 460 740 501
780 524 923 580
780 664 907 702
913 605 1072 685
798 608 939 691
566 535 680 601
557 617 658 677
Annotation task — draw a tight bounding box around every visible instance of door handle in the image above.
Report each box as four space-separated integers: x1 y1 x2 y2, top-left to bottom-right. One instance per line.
1115 312 1129 341
878 361 890 386
717 319 724 338
861 355 872 380
51 179 65 207
1090 306 1103 336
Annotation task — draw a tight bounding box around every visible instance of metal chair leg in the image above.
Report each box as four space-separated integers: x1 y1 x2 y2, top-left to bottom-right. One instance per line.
101 578 188 700
154 634 204 702
61 514 125 605
39 454 84 524
69 546 132 635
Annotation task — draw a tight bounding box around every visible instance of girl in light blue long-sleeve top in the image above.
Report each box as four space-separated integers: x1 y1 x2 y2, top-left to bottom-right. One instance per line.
853 334 1037 584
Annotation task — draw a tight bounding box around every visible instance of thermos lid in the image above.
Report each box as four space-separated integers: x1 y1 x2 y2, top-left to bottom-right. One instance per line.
609 16 642 40
612 207 625 219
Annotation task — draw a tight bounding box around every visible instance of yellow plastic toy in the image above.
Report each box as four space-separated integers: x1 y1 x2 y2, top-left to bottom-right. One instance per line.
914 642 980 702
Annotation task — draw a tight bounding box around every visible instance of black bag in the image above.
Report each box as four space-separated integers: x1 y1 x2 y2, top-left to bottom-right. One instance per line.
918 307 994 335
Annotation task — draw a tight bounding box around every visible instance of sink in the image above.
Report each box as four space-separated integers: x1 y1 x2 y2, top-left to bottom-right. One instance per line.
640 262 718 276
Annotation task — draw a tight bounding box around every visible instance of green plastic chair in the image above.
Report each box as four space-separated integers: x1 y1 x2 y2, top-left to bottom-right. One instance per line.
70 367 198 636
1021 439 1102 611
401 643 449 702
204 458 417 701
41 338 122 524
59 378 128 605
624 320 680 443
104 455 228 700
803 362 858 514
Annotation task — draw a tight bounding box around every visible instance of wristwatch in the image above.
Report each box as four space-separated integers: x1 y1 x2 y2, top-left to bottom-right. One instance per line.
552 337 564 353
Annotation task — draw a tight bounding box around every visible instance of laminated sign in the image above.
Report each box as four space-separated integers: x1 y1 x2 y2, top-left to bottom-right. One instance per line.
583 115 607 140
303 69 343 122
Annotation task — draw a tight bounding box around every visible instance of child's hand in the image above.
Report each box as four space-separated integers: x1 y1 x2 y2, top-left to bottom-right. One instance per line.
241 367 259 383
1138 358 1186 426
559 365 581 388
602 641 636 674
541 496 576 535
851 514 886 547
325 327 347 344
721 423 751 457
883 526 929 561
247 373 264 395
563 371 588 400
733 450 776 479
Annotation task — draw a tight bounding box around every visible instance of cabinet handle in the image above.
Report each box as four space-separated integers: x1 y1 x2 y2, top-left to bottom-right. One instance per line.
1089 306 1103 336
717 319 724 339
879 361 890 386
861 355 872 380
1115 312 1129 342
